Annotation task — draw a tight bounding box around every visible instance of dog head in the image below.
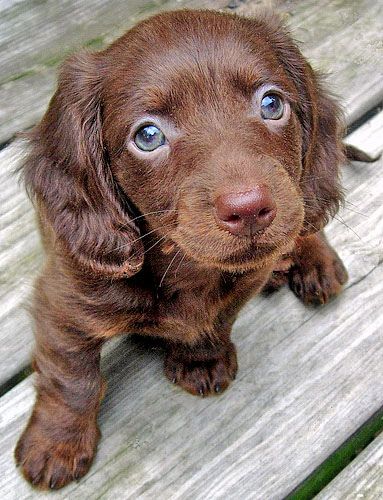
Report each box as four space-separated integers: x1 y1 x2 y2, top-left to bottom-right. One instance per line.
24 10 344 276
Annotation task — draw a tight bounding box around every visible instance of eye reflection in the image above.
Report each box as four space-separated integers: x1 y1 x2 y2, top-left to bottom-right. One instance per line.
134 124 166 151
260 94 284 120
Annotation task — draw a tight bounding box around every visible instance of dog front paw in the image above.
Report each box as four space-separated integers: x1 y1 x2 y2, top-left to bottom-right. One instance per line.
15 415 100 489
289 234 348 305
164 342 238 396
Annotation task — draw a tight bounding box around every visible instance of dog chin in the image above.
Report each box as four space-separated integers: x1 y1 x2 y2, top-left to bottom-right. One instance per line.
172 226 299 273
217 246 282 272
180 241 283 273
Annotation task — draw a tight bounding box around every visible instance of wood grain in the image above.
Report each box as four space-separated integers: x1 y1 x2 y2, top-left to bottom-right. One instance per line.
317 431 383 499
0 0 228 144
0 142 42 387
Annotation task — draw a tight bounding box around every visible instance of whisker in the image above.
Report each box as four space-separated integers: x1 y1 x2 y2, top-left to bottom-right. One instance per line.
142 235 168 255
159 249 182 288
173 251 187 279
129 209 178 223
109 223 175 254
302 219 320 232
303 195 365 215
345 200 359 208
339 206 368 217
302 200 367 218
131 227 160 244
333 215 362 240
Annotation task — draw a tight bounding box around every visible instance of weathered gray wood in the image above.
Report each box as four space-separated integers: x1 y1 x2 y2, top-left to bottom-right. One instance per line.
1 0 383 143
0 141 42 387
0 111 382 498
0 0 228 144
344 108 383 158
316 432 383 499
299 1 383 125
0 0 234 83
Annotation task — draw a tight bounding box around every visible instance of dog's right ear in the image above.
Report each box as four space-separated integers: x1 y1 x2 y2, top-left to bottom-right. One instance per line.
253 13 344 234
23 51 144 278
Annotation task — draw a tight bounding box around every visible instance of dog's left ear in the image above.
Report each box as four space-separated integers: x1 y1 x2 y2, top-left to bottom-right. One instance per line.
257 14 345 234
296 67 345 234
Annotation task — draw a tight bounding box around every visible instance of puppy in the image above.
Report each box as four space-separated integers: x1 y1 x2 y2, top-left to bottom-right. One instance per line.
15 9 348 489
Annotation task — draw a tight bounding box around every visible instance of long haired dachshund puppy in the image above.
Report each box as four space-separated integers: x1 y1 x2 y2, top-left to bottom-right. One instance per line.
16 10 348 489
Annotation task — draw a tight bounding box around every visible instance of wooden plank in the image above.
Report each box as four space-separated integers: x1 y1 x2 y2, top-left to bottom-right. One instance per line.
0 141 42 388
1 0 383 143
298 1 383 125
316 431 383 499
344 107 383 158
0 112 382 497
0 0 228 144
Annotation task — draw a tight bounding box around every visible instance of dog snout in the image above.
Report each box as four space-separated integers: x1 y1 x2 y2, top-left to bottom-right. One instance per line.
214 186 277 236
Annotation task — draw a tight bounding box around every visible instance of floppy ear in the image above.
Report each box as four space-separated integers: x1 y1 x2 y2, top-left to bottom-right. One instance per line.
23 51 144 277
296 67 345 234
256 14 344 234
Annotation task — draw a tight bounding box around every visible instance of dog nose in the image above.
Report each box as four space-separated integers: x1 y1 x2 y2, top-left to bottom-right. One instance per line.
214 186 277 236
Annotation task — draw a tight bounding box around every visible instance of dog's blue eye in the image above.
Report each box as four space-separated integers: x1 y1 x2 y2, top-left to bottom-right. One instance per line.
134 125 166 151
260 93 284 120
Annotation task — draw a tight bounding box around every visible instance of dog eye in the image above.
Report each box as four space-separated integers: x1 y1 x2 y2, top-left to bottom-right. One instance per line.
260 93 284 120
134 125 166 151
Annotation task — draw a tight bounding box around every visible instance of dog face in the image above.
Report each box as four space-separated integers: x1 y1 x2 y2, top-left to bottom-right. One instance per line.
24 10 343 276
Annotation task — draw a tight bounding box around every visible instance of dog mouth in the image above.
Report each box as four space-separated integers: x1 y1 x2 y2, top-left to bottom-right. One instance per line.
171 229 289 271
216 239 282 269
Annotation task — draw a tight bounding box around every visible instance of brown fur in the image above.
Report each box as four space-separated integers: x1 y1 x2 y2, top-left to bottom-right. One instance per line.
15 10 348 489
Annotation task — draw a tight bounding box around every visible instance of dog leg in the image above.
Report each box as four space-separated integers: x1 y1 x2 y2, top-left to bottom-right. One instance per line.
15 296 104 489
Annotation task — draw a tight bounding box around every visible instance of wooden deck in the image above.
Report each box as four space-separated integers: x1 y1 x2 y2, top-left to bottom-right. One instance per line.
0 0 382 498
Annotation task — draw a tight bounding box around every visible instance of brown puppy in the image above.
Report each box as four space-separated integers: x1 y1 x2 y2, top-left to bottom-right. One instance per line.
15 10 348 489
